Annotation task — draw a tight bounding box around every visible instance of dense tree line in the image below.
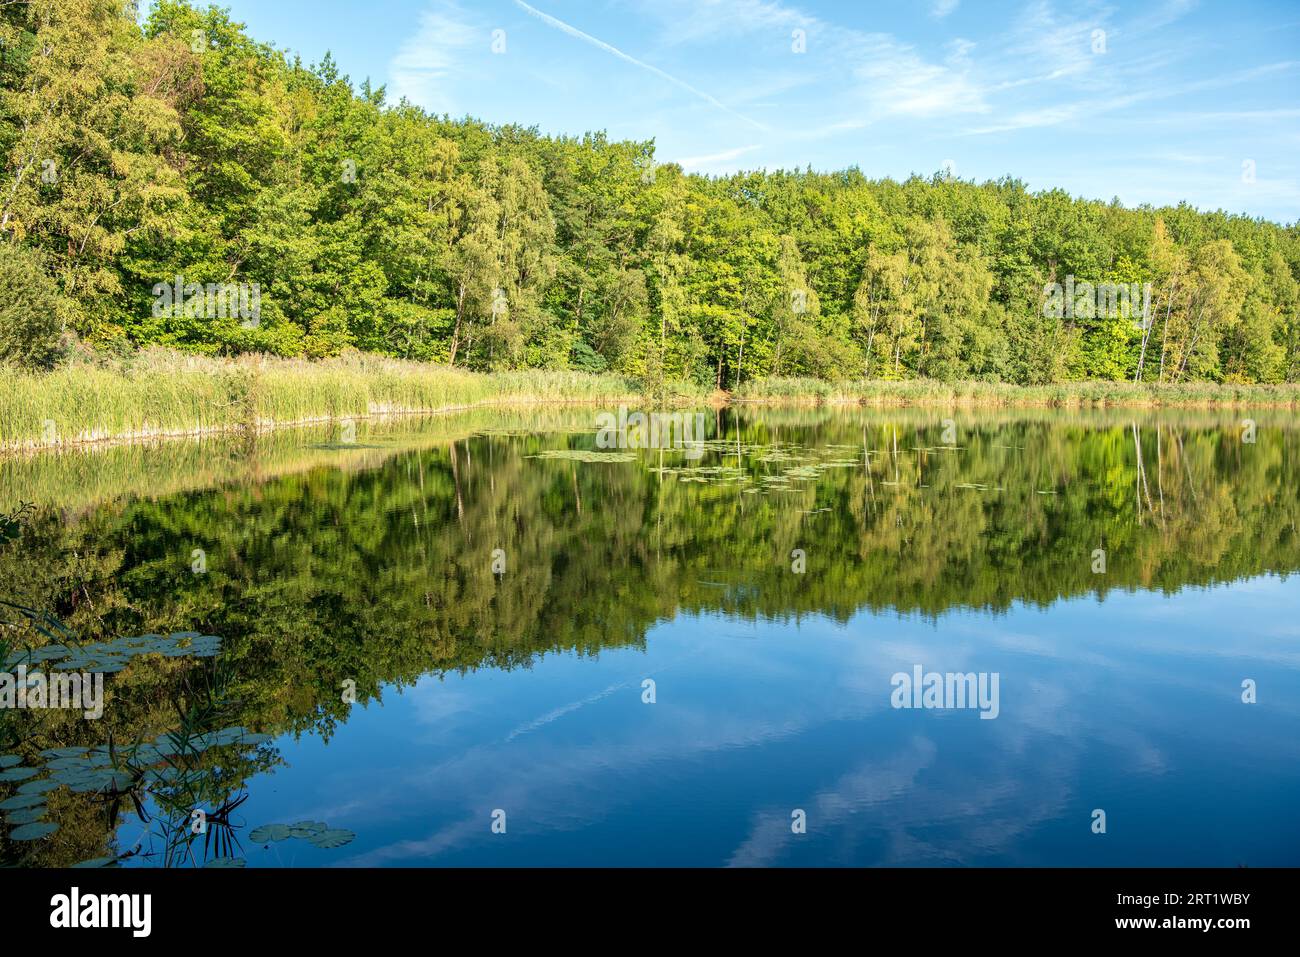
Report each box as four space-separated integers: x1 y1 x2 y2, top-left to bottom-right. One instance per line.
2 0 1298 386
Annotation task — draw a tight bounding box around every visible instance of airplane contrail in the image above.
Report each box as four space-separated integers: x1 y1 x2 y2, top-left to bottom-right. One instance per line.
512 0 768 132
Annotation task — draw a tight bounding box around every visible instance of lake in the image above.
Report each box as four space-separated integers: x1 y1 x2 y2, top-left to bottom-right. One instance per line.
2 405 1298 867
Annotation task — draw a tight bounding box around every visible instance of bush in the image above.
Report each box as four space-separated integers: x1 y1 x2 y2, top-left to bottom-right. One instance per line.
570 339 608 373
0 245 65 371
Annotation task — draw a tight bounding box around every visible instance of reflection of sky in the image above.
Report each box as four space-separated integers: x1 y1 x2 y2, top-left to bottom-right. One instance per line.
227 574 1300 867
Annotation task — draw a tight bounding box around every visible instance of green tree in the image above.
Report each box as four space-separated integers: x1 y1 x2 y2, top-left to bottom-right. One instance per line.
0 243 66 369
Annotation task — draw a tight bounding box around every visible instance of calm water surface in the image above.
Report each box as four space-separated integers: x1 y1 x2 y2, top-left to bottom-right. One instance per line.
2 407 1298 866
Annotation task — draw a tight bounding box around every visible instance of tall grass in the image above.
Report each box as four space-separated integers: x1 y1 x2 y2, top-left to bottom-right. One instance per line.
735 377 1300 408
0 350 662 451
8 352 1292 452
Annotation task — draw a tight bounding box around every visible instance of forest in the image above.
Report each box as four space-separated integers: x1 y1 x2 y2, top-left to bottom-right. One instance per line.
2 0 1299 389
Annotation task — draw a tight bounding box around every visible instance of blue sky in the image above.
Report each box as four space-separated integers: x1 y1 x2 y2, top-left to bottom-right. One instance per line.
191 0 1298 222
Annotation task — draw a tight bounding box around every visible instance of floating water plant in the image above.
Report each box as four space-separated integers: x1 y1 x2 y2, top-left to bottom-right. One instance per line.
2 631 224 671
249 820 354 850
8 821 58 841
528 449 637 463
0 792 49 810
4 807 48 824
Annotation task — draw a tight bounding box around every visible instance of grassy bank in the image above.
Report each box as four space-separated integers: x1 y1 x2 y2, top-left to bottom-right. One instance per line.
735 377 1300 408
0 350 707 452
6 352 1299 453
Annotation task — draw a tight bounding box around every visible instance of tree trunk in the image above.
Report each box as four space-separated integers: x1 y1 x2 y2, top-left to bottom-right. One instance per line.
1158 293 1173 382
736 324 746 389
449 282 466 365
1135 294 1152 382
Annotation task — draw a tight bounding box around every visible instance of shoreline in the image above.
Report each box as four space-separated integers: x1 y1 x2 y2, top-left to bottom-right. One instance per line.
732 393 1300 410
4 352 1298 455
0 397 643 456
733 378 1300 410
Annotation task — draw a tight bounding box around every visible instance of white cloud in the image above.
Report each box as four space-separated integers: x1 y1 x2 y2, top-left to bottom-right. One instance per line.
676 144 761 169
641 0 992 124
932 0 961 19
388 1 480 114
850 34 990 118
652 0 818 46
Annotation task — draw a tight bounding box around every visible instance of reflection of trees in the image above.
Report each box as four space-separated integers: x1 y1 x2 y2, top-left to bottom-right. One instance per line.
2 410 1297 862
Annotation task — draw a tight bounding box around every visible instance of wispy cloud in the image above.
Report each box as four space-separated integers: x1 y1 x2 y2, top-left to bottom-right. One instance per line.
849 34 990 118
388 0 480 114
932 0 961 19
635 0 997 131
959 59 1300 135
677 144 761 170
651 0 817 46
512 0 768 130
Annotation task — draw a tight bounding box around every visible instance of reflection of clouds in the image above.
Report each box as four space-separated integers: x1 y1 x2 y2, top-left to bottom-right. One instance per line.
727 733 1081 867
502 652 704 742
345 815 483 867
985 629 1117 669
289 795 376 826
340 649 861 865
324 578 1298 865
505 679 631 741
410 680 473 727
727 737 937 867
340 701 828 865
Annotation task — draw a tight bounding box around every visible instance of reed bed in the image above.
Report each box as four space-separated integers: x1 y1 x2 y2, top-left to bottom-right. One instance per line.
6 351 1295 453
0 350 658 451
735 377 1300 408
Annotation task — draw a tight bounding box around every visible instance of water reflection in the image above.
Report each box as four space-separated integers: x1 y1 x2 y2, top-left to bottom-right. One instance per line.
2 407 1298 865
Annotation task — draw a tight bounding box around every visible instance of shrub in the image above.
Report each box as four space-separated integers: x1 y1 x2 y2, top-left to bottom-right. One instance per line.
0 245 65 371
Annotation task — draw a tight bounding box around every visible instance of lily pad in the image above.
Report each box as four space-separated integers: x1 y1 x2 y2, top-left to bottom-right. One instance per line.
0 767 39 782
0 792 49 810
211 727 248 746
9 821 58 841
204 857 246 868
307 828 355 850
529 449 637 464
249 823 292 843
72 857 116 869
4 806 47 825
45 758 92 771
102 770 135 791
16 778 58 795
0 755 23 768
67 772 119 794
40 747 88 759
288 821 327 838
147 767 185 786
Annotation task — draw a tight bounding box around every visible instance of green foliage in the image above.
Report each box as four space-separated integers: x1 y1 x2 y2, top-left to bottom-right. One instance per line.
0 245 65 370
0 1 1296 385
